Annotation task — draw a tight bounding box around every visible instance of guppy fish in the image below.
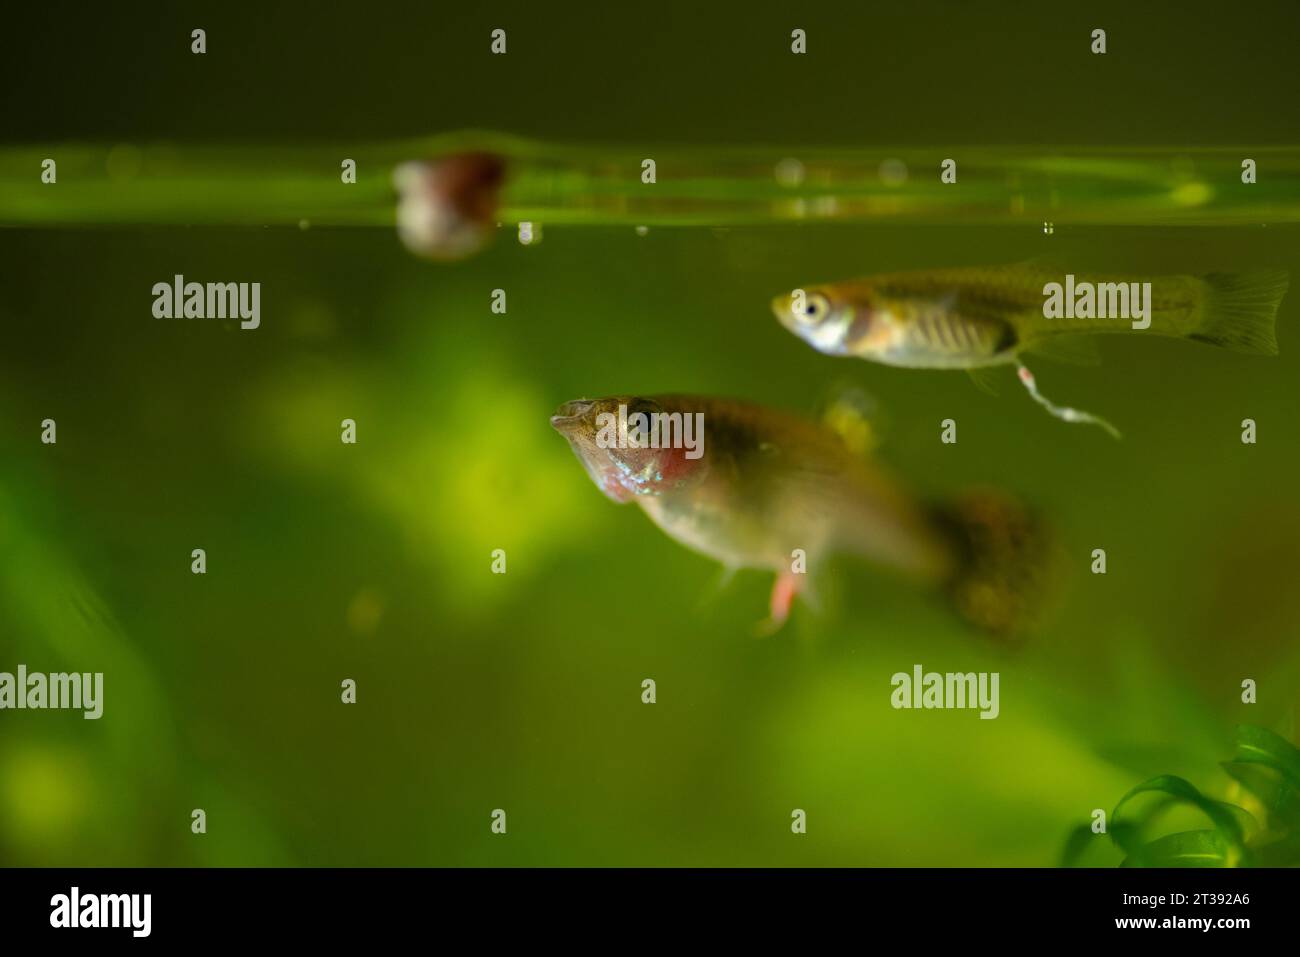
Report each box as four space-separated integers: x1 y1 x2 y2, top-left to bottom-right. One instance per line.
551 394 1051 636
773 263 1290 436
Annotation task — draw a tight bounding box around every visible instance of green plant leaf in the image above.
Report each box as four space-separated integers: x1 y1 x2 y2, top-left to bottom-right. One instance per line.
1121 830 1231 868
1103 819 1146 858
1112 775 1246 851
1233 726 1300 789
1222 760 1300 827
1213 800 1260 841
1248 831 1300 867
1094 727 1300 870
1060 823 1094 867
1062 820 1137 866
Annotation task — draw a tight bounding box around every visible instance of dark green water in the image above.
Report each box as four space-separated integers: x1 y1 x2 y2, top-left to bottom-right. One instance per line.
1 1 1298 866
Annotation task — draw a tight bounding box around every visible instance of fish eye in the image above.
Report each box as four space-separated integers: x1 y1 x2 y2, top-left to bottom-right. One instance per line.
797 292 832 325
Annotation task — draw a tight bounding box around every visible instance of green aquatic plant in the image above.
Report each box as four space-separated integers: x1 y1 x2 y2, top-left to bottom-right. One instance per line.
1063 725 1300 867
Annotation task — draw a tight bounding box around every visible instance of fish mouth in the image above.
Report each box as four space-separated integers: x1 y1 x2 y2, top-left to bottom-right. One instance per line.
770 293 796 328
549 399 594 433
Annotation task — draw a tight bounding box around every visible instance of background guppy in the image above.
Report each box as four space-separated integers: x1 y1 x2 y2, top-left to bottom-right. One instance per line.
1 1 1299 869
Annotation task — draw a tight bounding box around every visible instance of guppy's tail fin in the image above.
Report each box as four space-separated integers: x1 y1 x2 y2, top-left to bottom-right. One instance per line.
1191 269 1290 355
931 490 1060 641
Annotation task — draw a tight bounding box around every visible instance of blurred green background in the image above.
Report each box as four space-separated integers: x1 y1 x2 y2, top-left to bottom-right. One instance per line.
1 0 1298 866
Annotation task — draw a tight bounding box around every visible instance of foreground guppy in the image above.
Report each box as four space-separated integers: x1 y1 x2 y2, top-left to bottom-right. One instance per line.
773 263 1291 437
551 394 1053 635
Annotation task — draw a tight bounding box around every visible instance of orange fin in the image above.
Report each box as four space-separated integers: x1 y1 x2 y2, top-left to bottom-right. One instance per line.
755 569 801 636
